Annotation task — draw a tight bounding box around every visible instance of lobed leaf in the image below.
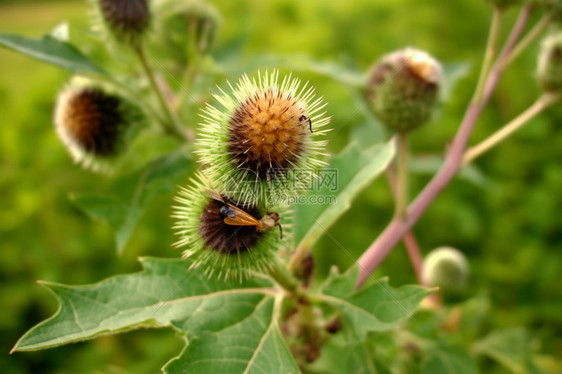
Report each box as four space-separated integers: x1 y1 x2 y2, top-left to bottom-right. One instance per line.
165 297 300 374
0 32 105 75
319 266 432 341
12 257 302 373
13 258 273 352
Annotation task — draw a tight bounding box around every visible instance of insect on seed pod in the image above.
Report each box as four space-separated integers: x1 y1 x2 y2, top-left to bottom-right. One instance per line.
173 172 290 281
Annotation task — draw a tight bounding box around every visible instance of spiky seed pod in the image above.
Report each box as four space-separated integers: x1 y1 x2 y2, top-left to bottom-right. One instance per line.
96 0 150 47
422 247 469 295
196 70 330 206
54 77 145 172
153 0 221 62
173 172 289 281
367 48 444 132
538 33 562 91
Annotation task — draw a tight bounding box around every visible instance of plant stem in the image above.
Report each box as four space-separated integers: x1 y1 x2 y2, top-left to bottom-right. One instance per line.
474 7 503 105
385 167 425 285
134 45 187 141
403 231 424 283
501 14 551 69
355 4 537 288
462 92 557 165
268 263 300 293
482 4 531 104
356 102 483 287
395 132 409 220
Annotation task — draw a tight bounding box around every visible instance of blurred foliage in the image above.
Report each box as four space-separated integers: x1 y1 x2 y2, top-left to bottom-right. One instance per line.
1 0 561 373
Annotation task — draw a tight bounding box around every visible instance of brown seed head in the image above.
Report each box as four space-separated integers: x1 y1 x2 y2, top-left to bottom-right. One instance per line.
228 89 309 178
99 0 150 44
59 88 123 156
199 196 263 254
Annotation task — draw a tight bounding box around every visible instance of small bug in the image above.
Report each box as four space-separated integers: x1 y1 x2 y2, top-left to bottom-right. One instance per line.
299 115 313 133
208 191 283 239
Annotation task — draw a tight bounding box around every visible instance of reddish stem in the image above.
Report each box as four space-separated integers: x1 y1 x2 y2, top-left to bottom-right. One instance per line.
357 103 482 286
355 6 533 288
482 5 531 104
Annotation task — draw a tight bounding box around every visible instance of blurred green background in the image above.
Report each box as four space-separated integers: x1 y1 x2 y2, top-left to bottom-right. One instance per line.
1 0 561 373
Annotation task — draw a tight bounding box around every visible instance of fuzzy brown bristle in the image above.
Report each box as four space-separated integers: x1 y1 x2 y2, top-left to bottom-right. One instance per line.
227 89 308 178
199 197 262 253
100 0 150 39
62 88 123 156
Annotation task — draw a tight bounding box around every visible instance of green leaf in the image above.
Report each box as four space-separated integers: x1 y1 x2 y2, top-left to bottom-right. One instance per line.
0 33 105 75
165 297 300 374
71 153 193 253
473 328 542 374
319 266 431 341
12 258 273 352
294 140 395 249
420 343 478 374
13 258 299 374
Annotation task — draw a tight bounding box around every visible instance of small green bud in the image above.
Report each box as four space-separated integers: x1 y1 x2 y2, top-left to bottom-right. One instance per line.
422 247 469 295
367 48 444 132
96 0 151 47
538 33 562 91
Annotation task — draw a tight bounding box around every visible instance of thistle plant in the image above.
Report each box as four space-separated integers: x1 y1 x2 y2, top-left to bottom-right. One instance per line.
2 0 562 373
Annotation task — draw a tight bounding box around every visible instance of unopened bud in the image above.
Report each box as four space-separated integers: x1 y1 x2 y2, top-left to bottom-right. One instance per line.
367 48 444 132
422 247 469 295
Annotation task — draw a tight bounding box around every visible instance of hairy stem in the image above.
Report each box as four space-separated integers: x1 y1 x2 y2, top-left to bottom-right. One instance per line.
474 7 503 104
134 45 187 141
396 132 409 220
462 92 558 165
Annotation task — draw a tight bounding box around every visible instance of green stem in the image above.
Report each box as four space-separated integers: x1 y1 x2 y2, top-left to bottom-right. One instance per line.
268 263 300 293
462 92 557 165
501 14 551 69
134 45 187 141
474 7 503 105
396 132 409 221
